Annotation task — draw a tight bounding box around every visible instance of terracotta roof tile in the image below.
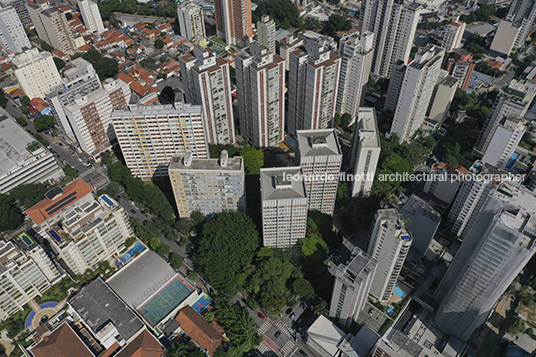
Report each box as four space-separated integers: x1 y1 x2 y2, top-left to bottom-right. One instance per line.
115 330 164 357
175 306 224 357
30 323 94 357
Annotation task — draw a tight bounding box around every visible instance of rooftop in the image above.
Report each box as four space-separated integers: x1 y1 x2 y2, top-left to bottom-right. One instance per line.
296 129 341 157
111 102 202 118
260 167 306 201
69 278 144 342
115 330 164 357
106 250 177 309
26 179 94 226
29 322 94 357
169 154 243 172
175 305 225 356
357 108 381 148
308 315 347 356
0 116 48 178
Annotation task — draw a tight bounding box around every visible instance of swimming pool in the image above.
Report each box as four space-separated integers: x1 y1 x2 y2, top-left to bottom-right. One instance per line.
101 194 115 207
394 283 406 298
20 233 33 246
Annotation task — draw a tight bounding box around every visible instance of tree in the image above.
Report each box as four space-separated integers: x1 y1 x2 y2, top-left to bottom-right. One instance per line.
9 182 50 207
209 144 239 158
0 194 23 231
33 115 55 131
109 162 131 184
41 42 54 52
160 86 175 104
16 117 27 126
506 315 526 335
340 113 352 128
313 299 329 316
170 253 183 270
300 218 328 259
20 95 30 109
254 0 299 28
155 38 165 49
214 301 262 352
197 211 260 295
33 133 48 147
94 57 119 79
124 236 137 248
240 147 264 175
229 66 236 84
402 141 428 166
0 91 6 109
53 57 65 70
292 277 315 299
82 48 102 62
324 14 352 35
333 112 341 127
63 165 79 178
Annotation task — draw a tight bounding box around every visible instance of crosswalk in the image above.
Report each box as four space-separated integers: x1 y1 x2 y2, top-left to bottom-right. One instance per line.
275 320 293 337
258 320 272 335
280 340 297 356
255 342 278 357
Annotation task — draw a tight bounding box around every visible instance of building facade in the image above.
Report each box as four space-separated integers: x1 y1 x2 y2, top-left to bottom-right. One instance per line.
0 238 63 321
260 167 308 248
0 0 32 27
387 45 444 142
434 192 536 340
235 42 285 148
112 102 209 179
13 48 62 99
367 209 412 302
336 31 374 118
329 247 377 330
360 0 422 77
214 0 252 47
288 36 341 136
0 6 30 53
28 4 77 54
481 116 527 169
257 15 275 53
441 20 466 53
349 108 381 198
0 116 63 193
427 75 458 124
296 129 342 215
177 1 205 39
443 49 475 91
169 151 246 218
77 0 105 34
179 46 235 145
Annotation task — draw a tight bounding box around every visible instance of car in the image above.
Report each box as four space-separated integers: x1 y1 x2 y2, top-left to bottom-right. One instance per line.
299 350 308 357
71 152 75 156
58 142 63 146
290 313 296 319
274 331 281 338
131 209 136 214
368 308 375 315
286 308 293 315
257 312 265 319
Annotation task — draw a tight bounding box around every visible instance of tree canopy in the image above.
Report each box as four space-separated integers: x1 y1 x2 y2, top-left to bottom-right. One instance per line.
0 194 23 231
9 182 51 208
254 0 299 29
240 147 264 175
209 144 239 158
460 5 495 24
53 57 65 70
33 115 55 132
94 57 119 79
155 38 165 49
324 14 352 35
292 277 315 299
197 211 260 295
213 300 262 353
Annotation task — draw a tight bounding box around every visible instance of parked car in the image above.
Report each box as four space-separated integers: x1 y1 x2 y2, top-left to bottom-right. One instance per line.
257 312 265 319
285 308 293 315
290 313 296 319
274 331 281 338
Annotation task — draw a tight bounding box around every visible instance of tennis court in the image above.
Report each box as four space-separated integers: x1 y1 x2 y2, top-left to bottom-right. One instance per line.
137 277 193 326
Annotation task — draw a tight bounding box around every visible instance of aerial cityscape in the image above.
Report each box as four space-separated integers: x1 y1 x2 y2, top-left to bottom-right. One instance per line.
0 0 534 356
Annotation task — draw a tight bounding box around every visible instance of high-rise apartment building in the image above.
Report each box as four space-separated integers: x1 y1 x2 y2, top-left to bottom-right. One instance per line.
288 36 341 136
441 19 466 53
434 189 536 341
0 238 63 321
214 0 252 47
177 1 205 39
423 162 466 205
260 167 307 248
13 48 62 99
481 116 527 169
427 74 458 124
0 6 30 53
336 31 374 118
329 247 377 330
77 0 105 34
361 0 422 77
169 151 246 218
0 0 31 27
279 33 304 70
28 182 132 276
112 102 209 179
448 160 509 238
235 42 285 148
387 45 444 142
475 79 536 157
491 0 536 55
257 15 275 53
28 4 76 54
0 115 63 193
349 108 380 199
367 209 412 302
179 45 235 145
296 129 342 215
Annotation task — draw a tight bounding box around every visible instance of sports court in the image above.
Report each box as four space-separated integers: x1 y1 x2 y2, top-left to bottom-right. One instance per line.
137 277 193 326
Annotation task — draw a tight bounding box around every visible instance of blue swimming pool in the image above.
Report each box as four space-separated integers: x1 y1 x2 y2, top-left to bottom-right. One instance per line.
506 152 521 169
394 283 406 298
48 229 62 243
101 195 114 207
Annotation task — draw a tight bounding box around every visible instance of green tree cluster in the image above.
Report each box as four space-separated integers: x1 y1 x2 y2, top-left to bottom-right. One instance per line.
213 300 263 353
170 253 183 270
53 57 66 70
417 20 447 30
209 144 239 158
33 133 48 147
63 165 79 178
16 117 27 126
460 5 495 23
155 38 165 49
10 182 51 207
41 42 54 52
292 277 315 299
95 57 119 79
197 211 260 296
167 342 205 357
34 115 55 131
0 91 6 109
239 147 264 175
324 14 352 35
0 194 23 231
254 0 299 29
506 315 526 335
463 33 487 54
